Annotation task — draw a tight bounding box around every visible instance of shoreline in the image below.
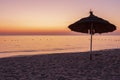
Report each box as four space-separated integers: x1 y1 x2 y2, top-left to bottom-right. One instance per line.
0 48 119 59
0 49 120 80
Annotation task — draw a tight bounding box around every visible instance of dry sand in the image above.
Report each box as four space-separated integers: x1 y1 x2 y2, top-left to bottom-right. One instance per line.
0 49 120 80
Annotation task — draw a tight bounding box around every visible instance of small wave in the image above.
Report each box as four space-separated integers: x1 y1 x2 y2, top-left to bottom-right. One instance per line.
0 48 69 54
0 50 40 53
0 47 89 54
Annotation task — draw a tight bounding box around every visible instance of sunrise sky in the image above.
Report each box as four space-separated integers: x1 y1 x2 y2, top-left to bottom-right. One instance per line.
0 0 120 35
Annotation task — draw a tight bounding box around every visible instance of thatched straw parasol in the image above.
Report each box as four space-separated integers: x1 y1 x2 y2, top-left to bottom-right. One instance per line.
68 11 116 60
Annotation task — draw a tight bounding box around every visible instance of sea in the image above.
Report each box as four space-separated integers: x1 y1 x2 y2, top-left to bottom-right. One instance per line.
0 35 120 58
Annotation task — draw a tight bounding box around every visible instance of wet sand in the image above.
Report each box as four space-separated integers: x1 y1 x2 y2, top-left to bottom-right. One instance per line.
0 49 120 80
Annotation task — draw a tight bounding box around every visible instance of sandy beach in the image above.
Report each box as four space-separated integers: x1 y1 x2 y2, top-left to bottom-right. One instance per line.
0 49 120 80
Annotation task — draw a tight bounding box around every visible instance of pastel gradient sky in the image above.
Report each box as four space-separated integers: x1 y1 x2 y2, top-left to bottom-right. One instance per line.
0 0 120 35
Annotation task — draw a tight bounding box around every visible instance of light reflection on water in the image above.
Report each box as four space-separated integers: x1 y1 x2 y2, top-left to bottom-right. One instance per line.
0 35 120 57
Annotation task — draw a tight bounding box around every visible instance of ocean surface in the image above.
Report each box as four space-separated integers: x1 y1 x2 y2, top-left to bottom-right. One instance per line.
0 35 120 58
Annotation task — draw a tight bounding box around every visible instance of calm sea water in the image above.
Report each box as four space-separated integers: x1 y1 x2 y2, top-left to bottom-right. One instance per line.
0 35 120 58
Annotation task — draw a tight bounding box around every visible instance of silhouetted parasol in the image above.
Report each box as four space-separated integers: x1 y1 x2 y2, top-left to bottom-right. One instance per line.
68 11 116 60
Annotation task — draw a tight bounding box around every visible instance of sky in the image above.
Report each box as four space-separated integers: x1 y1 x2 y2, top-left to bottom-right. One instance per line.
0 0 120 35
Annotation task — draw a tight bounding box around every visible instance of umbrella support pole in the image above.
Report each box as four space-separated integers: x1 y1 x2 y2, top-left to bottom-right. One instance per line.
90 32 92 60
90 24 93 60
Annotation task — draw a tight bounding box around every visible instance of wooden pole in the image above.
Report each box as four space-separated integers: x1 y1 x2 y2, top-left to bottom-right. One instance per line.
90 24 93 60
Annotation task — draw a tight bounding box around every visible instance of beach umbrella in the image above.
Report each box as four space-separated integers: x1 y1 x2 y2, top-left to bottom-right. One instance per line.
68 11 116 60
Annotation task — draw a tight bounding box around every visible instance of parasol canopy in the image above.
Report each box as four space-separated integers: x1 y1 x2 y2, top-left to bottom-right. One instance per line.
68 11 116 34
